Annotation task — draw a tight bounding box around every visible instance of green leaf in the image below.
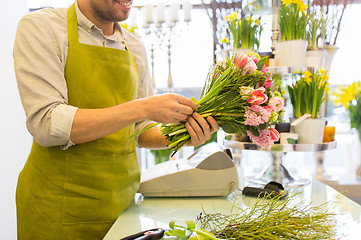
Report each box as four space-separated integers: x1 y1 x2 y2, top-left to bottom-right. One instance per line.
256 56 267 70
249 127 260 137
195 229 218 240
220 123 237 134
185 220 196 230
166 229 187 238
258 123 267 130
169 220 175 230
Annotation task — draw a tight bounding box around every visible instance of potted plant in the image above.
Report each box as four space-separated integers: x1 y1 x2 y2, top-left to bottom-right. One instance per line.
287 68 330 143
224 10 263 52
304 4 327 69
276 0 308 68
312 0 352 72
332 81 361 179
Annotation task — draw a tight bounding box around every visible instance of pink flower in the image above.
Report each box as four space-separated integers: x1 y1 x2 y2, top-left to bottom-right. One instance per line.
247 129 275 150
261 66 269 74
244 105 272 126
261 75 273 88
248 87 268 105
234 52 257 73
268 97 284 112
248 54 259 64
269 128 280 141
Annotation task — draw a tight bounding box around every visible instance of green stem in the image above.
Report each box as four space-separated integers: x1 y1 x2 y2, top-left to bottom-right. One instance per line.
129 122 160 138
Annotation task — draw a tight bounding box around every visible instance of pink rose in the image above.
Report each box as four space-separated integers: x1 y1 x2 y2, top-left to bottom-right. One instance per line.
248 87 268 105
269 128 280 141
234 52 257 73
268 97 284 111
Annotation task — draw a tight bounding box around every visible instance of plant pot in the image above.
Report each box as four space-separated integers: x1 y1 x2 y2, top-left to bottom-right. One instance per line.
324 45 339 73
305 49 327 70
275 40 307 69
291 118 326 144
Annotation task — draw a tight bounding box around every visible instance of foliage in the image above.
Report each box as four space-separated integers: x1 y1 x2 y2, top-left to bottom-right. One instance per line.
312 0 353 46
287 68 330 118
166 193 336 239
306 4 327 49
279 0 308 41
224 11 263 50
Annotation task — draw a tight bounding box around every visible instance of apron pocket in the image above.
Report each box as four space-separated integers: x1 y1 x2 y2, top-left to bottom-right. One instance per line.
63 152 140 225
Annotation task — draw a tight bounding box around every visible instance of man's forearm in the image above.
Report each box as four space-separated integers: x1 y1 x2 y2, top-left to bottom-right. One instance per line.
70 99 147 144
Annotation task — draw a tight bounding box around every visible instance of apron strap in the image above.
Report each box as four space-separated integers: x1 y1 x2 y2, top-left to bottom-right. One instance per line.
67 4 79 44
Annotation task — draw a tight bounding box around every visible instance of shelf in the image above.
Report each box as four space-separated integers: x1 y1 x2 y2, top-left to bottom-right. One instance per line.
223 140 337 152
223 140 337 187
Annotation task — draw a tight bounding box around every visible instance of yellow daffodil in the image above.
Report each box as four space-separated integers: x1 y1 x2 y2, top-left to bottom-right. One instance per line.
221 37 230 43
303 70 312 84
255 19 260 25
282 0 293 7
320 68 327 76
230 11 238 21
299 3 308 14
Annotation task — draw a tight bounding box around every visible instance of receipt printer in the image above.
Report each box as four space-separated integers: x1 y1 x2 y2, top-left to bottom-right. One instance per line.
138 143 239 197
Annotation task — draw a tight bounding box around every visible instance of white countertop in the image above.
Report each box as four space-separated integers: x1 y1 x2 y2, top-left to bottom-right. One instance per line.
103 176 361 240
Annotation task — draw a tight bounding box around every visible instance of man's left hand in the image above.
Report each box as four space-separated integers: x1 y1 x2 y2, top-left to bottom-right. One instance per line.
185 113 219 147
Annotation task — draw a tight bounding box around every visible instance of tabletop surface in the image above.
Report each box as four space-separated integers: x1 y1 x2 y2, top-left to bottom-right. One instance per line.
103 174 361 240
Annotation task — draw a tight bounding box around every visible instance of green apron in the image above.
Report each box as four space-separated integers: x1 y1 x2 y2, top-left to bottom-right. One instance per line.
16 4 140 239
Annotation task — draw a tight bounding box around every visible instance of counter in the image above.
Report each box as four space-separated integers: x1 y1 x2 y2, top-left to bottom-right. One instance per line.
103 176 361 239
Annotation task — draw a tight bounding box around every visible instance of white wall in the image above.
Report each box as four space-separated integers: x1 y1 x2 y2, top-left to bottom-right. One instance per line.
0 1 32 239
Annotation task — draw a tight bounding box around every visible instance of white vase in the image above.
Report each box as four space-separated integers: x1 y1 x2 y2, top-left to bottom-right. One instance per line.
324 45 339 72
305 49 327 70
275 40 307 69
291 118 326 144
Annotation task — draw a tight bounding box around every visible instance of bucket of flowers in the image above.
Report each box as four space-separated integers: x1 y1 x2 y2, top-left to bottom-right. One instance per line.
332 81 361 179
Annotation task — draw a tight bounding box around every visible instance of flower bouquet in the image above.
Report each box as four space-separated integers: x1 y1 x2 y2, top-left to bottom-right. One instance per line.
132 51 284 155
224 11 263 50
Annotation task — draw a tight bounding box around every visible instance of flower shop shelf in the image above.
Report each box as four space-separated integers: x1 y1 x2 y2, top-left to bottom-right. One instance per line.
223 140 337 187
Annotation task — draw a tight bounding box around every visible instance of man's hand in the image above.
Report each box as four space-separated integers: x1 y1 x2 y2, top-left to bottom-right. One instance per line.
143 93 198 123
185 113 219 147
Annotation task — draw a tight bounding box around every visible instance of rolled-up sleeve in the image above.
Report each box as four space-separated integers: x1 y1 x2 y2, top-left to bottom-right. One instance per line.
14 12 76 148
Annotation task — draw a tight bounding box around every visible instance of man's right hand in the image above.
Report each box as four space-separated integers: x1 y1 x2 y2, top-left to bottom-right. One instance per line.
143 93 198 123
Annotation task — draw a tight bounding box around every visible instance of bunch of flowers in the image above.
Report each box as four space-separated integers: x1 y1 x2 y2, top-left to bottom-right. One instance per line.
224 11 263 50
132 51 284 153
287 68 330 118
279 0 308 41
332 81 361 140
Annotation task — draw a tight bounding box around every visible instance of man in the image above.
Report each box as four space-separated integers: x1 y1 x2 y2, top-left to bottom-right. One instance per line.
13 0 219 239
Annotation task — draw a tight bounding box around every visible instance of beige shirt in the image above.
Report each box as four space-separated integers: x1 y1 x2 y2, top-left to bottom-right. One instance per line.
14 2 153 149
